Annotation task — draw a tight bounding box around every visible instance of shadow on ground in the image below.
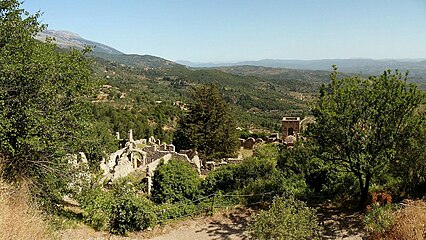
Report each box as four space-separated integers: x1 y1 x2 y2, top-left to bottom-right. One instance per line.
316 202 366 240
196 209 252 240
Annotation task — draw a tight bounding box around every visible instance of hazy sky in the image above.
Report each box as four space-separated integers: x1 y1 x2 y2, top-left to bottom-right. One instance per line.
23 0 426 62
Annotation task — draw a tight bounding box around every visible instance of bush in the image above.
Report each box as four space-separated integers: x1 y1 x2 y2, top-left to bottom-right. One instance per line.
201 164 238 195
155 202 201 224
151 160 201 204
202 153 308 203
250 195 322 240
242 170 307 203
109 193 157 235
77 185 114 231
364 204 397 235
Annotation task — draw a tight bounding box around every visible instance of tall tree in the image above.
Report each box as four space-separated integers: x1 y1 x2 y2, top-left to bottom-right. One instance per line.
308 66 424 206
173 84 239 161
0 0 102 186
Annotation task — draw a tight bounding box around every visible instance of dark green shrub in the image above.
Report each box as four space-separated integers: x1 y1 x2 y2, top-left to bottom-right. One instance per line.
77 185 114 231
151 160 201 204
250 195 322 240
155 202 200 224
109 193 157 235
242 170 307 203
201 164 238 195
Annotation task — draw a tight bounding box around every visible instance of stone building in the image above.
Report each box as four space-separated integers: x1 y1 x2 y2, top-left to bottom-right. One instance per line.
100 130 202 184
281 116 301 139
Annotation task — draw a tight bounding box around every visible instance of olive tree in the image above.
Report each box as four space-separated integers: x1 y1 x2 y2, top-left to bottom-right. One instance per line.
308 66 424 206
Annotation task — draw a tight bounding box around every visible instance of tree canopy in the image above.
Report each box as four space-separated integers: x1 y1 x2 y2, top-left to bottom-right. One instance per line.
173 84 239 161
0 0 104 183
308 66 424 206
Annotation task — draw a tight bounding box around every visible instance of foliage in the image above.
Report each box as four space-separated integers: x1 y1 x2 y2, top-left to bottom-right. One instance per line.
202 164 239 195
202 144 308 201
151 160 201 204
155 202 201 224
250 195 322 240
277 140 359 197
78 181 157 235
253 143 280 160
392 121 426 197
173 84 240 161
364 204 397 235
308 67 424 206
77 185 115 230
109 192 157 235
77 119 118 168
0 0 117 211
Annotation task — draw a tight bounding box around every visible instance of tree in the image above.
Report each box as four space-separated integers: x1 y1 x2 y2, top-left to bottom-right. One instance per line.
308 66 424 206
0 0 105 200
173 84 239 161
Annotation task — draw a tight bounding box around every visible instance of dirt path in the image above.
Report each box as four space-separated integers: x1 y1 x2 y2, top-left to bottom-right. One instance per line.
315 202 366 240
60 204 366 240
149 210 251 240
60 208 252 240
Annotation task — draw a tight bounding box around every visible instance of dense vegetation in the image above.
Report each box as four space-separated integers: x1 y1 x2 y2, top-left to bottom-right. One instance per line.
1 1 425 239
0 0 115 209
173 84 239 161
250 195 322 240
308 66 424 206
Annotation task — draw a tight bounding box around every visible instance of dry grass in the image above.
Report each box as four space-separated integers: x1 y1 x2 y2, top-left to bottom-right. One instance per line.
371 200 426 240
0 180 51 240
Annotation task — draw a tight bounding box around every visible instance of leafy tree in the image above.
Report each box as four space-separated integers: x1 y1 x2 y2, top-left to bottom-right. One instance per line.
250 195 322 240
151 160 201 204
308 66 424 206
0 0 110 208
173 84 239 161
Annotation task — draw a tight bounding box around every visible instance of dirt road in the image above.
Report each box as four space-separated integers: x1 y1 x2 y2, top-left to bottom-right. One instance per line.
60 205 366 240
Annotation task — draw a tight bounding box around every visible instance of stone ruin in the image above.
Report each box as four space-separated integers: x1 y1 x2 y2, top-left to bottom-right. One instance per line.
100 130 202 190
66 152 91 194
281 116 300 146
239 133 282 149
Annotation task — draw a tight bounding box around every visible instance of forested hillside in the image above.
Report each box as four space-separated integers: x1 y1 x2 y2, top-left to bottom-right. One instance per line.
88 52 327 140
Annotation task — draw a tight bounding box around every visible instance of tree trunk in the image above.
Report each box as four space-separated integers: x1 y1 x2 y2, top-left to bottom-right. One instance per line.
359 173 371 209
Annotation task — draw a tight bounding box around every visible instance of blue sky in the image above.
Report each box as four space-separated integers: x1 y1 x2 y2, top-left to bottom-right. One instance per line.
23 0 426 62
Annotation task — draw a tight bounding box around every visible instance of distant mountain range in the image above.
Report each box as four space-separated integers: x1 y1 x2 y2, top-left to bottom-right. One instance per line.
36 29 426 85
177 58 426 75
36 30 123 55
178 58 426 86
36 30 179 69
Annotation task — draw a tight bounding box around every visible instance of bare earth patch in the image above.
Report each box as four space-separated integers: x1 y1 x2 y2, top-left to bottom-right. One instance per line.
60 204 367 240
315 202 366 240
60 208 253 240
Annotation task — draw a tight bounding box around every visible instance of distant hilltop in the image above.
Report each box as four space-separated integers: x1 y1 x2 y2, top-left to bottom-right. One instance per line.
36 29 123 55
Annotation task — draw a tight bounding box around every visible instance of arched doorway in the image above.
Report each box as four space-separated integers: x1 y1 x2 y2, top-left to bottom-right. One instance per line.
288 128 294 136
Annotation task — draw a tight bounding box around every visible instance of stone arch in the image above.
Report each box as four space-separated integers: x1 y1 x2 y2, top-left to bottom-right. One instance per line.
127 149 147 169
